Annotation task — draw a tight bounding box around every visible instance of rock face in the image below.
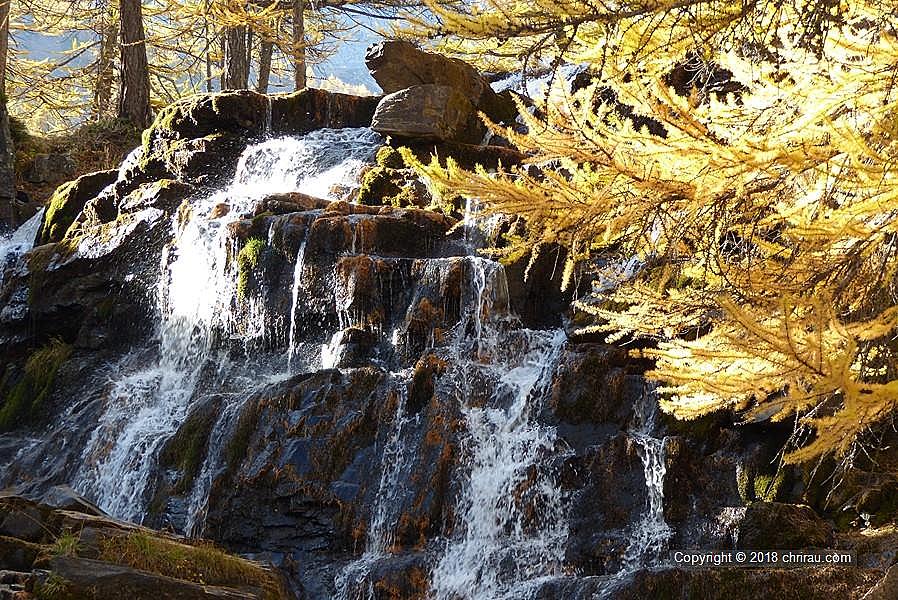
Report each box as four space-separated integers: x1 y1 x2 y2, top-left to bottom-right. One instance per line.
1 49 897 600
367 41 517 143
0 492 292 600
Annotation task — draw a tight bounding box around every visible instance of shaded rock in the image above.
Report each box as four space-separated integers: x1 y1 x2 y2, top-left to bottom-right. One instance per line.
26 154 76 184
737 502 834 550
611 565 880 600
0 537 40 572
559 433 648 575
372 85 484 144
862 563 898 600
38 485 105 517
269 88 380 135
546 344 635 428
37 556 265 600
38 170 117 244
366 41 516 124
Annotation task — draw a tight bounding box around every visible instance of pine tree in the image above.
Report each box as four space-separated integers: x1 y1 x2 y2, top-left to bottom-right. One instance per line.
406 0 898 462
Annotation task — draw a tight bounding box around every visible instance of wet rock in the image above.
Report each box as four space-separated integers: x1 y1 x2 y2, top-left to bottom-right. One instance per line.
560 433 648 575
546 344 635 429
372 84 484 144
366 41 516 124
26 154 76 184
611 565 880 600
269 88 380 135
736 502 834 550
38 170 117 244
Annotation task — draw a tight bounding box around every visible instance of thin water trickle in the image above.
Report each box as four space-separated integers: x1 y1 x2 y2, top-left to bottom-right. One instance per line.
287 234 310 371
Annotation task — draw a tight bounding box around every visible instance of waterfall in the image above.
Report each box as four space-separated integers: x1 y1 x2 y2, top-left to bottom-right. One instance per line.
619 388 672 572
333 381 416 600
73 128 381 522
428 328 568 600
0 209 44 287
286 234 310 372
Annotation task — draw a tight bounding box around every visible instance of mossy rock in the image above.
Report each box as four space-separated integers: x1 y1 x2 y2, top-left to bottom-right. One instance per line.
357 166 403 206
376 145 405 169
39 170 118 245
0 338 72 431
236 237 268 300
158 399 221 494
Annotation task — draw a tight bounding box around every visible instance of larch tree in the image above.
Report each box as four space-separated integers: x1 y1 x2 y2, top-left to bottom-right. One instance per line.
118 0 151 127
0 0 13 225
406 0 898 463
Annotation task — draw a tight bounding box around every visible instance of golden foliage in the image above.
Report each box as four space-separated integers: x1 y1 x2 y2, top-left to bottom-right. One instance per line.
409 0 898 461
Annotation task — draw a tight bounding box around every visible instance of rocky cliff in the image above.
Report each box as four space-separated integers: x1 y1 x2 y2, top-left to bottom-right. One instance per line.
0 42 896 600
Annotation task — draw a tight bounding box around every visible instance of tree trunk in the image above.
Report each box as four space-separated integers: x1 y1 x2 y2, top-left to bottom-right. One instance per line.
117 0 152 128
256 39 274 93
0 0 16 226
222 26 249 90
94 10 118 120
293 0 306 90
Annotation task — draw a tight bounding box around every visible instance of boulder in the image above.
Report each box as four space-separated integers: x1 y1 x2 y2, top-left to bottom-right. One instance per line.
38 170 118 244
26 154 76 184
365 41 516 124
371 84 484 144
37 557 266 600
736 502 834 550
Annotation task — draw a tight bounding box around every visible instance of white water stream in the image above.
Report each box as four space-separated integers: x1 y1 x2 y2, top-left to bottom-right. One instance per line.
73 128 381 521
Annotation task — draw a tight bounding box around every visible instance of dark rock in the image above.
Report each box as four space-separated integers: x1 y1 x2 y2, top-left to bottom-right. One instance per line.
560 433 648 575
0 504 47 543
26 154 76 184
38 170 118 244
0 536 40 572
372 84 484 144
610 565 880 600
366 41 516 124
38 556 266 600
269 88 380 135
737 502 834 550
38 486 105 517
546 344 635 428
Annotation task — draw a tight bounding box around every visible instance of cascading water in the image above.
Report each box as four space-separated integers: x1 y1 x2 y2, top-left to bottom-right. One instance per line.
0 209 44 287
74 128 381 522
620 388 672 572
427 257 570 600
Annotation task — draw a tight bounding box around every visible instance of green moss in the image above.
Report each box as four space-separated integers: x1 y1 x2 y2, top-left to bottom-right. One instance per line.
41 181 78 244
159 406 217 493
0 338 72 431
376 145 405 169
738 462 787 504
236 237 267 300
34 573 70 600
98 532 286 599
49 531 82 557
356 166 402 206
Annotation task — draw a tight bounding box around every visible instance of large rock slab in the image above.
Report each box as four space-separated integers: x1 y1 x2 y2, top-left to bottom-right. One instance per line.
372 84 484 144
39 170 118 245
366 41 515 124
737 502 834 550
